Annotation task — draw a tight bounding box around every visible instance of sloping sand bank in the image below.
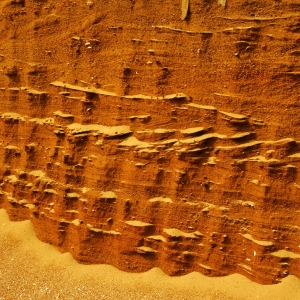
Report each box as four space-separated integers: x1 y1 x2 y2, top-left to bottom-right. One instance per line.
0 209 299 300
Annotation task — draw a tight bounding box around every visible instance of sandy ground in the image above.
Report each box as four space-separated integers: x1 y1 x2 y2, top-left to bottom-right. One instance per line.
0 209 300 300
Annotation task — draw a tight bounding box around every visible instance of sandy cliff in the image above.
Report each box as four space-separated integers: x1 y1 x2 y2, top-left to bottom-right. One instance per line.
1 0 300 284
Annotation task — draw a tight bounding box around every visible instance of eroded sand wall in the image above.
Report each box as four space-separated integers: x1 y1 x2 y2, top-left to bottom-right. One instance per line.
0 0 300 284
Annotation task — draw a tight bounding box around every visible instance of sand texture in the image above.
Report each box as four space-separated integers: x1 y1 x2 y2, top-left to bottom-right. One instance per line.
1 0 300 292
1 209 300 300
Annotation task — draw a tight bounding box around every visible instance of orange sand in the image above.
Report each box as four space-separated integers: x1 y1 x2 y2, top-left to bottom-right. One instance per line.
1 209 299 300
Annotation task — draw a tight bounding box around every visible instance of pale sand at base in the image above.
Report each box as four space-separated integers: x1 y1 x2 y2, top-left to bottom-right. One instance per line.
0 209 299 300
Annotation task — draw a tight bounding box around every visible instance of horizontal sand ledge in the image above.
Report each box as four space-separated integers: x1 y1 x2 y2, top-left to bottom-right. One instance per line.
0 209 299 300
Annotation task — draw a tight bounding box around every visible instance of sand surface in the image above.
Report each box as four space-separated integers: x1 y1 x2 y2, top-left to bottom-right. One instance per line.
0 209 300 300
1 0 300 289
